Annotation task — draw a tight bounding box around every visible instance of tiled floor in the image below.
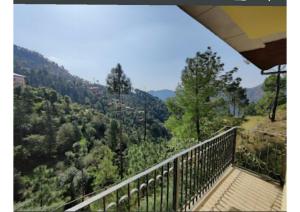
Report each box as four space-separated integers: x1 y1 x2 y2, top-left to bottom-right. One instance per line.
192 167 284 211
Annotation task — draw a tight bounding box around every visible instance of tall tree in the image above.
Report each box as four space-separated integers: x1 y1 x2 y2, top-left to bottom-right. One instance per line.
106 64 131 178
27 166 62 208
166 47 233 141
224 77 249 117
265 65 286 121
61 142 89 203
255 71 286 118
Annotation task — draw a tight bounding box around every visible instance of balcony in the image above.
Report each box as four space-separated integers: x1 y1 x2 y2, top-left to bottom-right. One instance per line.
192 166 284 211
63 127 286 212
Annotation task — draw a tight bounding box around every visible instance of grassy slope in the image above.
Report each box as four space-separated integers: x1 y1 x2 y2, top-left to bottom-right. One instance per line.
241 105 286 136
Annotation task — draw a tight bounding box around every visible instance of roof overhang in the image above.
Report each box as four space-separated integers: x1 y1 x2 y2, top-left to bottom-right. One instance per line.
180 6 286 70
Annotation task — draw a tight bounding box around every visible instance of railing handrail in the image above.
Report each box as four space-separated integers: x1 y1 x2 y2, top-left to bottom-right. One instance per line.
66 127 237 211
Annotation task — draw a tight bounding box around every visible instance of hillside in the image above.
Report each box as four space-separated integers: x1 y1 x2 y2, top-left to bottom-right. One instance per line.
246 84 264 103
13 46 172 210
148 89 175 101
14 45 169 123
241 105 286 136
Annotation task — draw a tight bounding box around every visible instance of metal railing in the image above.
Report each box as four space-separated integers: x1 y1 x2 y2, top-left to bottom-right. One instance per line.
65 127 237 212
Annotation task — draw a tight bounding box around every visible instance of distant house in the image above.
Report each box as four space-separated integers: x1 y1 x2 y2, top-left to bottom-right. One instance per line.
14 73 26 87
89 86 99 93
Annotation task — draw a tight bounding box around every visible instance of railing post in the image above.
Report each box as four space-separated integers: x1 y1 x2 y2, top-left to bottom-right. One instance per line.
172 157 180 212
280 147 286 186
231 128 237 165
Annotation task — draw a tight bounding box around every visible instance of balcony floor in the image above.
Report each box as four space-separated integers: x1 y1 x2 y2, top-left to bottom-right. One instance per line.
192 166 284 211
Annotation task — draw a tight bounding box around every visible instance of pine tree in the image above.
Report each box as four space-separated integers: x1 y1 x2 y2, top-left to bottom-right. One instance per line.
166 47 229 140
106 64 131 178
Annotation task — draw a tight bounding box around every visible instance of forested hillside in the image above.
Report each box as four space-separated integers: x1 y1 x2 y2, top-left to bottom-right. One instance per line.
14 45 172 210
246 84 264 103
14 45 169 124
14 46 252 210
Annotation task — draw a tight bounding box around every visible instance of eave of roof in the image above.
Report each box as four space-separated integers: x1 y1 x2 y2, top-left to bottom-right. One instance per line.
180 6 286 70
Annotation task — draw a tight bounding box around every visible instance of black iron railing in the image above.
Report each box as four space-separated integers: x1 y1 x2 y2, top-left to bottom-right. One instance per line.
65 127 237 212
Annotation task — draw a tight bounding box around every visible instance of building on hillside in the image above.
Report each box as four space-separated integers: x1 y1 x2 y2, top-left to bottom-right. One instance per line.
89 86 101 96
13 73 26 87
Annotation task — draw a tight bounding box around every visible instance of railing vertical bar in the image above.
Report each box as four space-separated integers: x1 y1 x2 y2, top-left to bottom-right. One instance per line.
146 174 149 212
218 137 222 176
221 136 224 173
180 155 184 212
137 178 140 211
166 162 169 212
192 148 196 204
209 140 215 188
225 134 228 167
213 139 217 183
127 184 131 212
216 138 219 178
198 145 202 197
198 145 201 196
116 189 119 212
200 144 204 197
274 144 278 173
203 143 207 192
212 139 216 184
191 149 194 204
103 196 106 212
205 142 209 192
195 146 199 201
215 138 219 179
160 166 164 212
223 135 231 168
210 140 214 186
208 141 212 188
184 153 188 212
172 157 180 212
220 136 224 173
232 128 237 164
154 169 156 212
188 150 192 209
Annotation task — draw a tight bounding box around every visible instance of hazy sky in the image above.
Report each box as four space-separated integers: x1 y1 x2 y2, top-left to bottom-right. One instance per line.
14 5 265 90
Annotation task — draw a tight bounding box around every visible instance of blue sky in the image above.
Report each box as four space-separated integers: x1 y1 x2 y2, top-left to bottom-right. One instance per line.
14 5 265 90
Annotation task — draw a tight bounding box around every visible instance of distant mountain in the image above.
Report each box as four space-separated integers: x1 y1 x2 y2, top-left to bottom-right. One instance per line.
246 84 264 103
148 89 175 101
14 45 169 122
148 86 264 103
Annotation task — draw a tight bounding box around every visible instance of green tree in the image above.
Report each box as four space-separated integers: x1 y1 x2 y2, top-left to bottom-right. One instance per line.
85 144 118 189
106 63 132 102
60 142 90 202
106 63 132 178
56 123 81 155
255 74 286 118
127 141 168 175
166 47 234 140
26 165 62 208
23 134 47 158
225 77 249 116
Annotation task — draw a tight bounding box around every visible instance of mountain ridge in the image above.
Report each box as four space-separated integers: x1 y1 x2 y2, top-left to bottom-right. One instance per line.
148 89 175 101
148 85 264 103
14 44 169 122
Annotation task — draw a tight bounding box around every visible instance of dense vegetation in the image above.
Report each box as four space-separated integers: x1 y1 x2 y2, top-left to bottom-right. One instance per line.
165 48 248 140
14 46 252 210
236 69 287 183
244 72 286 118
